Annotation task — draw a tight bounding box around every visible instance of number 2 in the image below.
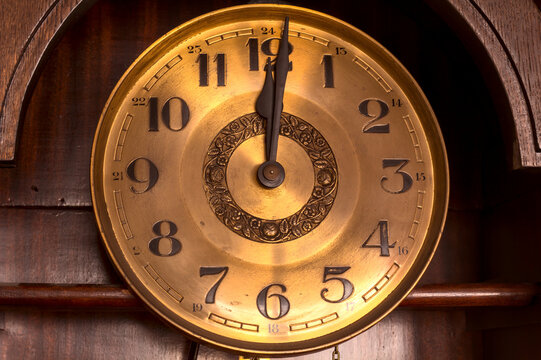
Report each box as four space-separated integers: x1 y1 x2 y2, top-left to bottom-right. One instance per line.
360 99 390 133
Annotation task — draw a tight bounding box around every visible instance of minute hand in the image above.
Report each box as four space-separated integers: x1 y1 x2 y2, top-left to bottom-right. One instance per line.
268 17 289 162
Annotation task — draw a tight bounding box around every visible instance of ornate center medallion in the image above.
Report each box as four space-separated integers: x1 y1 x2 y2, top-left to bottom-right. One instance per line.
203 112 338 243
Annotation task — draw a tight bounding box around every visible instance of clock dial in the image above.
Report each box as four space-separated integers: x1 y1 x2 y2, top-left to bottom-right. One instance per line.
91 5 448 356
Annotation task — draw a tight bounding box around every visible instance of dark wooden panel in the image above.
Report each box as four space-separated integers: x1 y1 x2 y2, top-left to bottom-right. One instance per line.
0 308 476 360
482 324 541 360
0 309 237 360
467 305 541 331
420 210 482 285
482 192 541 282
0 208 118 284
476 82 541 283
280 310 478 359
1 0 538 359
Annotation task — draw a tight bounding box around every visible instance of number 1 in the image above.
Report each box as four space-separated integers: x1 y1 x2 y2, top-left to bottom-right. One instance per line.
322 55 334 88
197 53 226 86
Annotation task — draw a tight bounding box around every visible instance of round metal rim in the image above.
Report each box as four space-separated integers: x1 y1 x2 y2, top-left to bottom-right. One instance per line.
91 4 449 356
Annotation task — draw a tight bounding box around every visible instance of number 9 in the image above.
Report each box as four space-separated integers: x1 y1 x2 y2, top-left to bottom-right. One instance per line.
126 157 159 194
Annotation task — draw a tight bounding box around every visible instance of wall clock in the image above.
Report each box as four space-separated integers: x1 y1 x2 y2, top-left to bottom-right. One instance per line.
91 4 448 356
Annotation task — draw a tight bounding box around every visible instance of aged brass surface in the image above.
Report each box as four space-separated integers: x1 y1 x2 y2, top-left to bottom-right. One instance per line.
91 5 449 356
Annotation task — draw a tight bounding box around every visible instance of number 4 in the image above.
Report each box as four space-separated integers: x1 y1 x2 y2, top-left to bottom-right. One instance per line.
362 220 396 257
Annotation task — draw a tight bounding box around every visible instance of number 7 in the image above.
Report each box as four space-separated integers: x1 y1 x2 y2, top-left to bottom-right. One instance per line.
200 266 229 304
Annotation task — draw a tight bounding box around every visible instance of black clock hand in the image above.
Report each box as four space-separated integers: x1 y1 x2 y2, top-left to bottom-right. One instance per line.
256 57 274 160
257 17 289 188
269 16 289 162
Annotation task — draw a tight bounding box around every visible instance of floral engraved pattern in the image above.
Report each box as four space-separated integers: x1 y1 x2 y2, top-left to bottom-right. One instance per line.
203 112 338 243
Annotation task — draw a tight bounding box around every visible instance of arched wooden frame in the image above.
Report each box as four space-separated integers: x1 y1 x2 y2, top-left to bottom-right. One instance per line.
0 0 96 164
426 0 541 169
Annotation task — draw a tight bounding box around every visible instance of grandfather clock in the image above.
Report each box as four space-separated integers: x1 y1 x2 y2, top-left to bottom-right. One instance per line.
1 1 540 359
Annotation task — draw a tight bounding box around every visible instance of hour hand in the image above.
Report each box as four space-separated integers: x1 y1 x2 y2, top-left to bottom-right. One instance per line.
256 17 289 189
256 58 274 159
256 57 285 189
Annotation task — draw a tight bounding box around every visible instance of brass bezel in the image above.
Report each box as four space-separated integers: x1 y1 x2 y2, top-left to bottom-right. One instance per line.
91 4 449 356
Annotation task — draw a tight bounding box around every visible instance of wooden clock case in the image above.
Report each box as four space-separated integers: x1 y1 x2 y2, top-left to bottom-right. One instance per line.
0 0 540 358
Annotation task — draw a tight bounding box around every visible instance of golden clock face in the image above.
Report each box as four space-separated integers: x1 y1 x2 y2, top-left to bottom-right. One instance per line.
91 5 448 356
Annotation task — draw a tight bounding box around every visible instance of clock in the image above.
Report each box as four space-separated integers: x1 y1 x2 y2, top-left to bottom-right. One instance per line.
91 4 448 356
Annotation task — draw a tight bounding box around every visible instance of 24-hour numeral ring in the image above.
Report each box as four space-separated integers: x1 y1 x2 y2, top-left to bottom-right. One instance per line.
203 112 338 243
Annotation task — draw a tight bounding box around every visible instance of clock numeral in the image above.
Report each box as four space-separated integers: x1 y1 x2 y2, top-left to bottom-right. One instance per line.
335 47 347 55
199 266 229 304
197 53 226 87
381 159 413 194
362 220 396 257
256 284 290 320
398 246 409 255
246 38 259 71
359 99 390 133
322 55 334 88
246 37 293 72
346 301 358 311
268 324 280 333
187 45 202 54
126 157 159 194
148 97 190 132
198 54 208 86
149 220 181 257
320 266 354 303
260 26 276 35
131 97 146 106
216 54 226 86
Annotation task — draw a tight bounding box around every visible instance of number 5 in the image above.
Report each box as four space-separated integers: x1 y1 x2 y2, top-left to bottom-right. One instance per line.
320 267 354 303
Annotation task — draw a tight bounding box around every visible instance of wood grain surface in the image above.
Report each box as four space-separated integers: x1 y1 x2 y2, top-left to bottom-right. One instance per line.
0 208 118 284
0 308 476 360
427 0 541 168
0 0 96 163
1 283 537 309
